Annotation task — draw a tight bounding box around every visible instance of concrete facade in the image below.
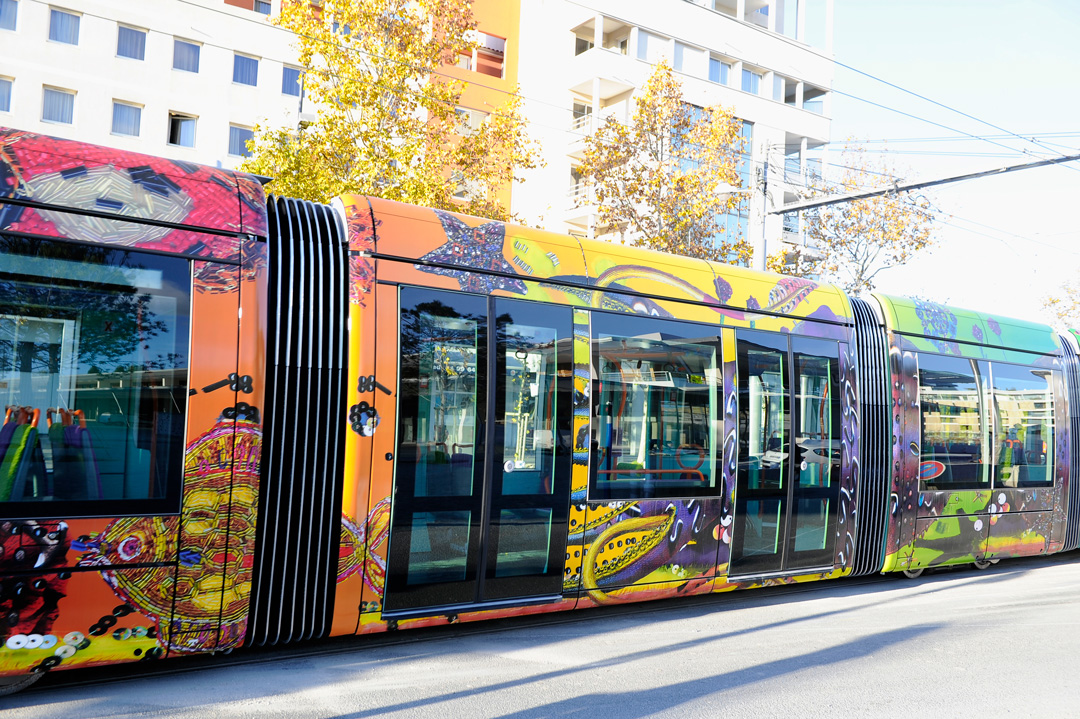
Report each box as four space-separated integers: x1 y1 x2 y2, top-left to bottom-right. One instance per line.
1 0 834 264
0 0 301 169
511 0 834 266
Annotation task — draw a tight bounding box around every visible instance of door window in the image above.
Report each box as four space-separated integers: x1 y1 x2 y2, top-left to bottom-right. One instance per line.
731 331 841 576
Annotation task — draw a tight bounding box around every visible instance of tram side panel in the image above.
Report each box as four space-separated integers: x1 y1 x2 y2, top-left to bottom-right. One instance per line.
331 197 864 628
875 295 1066 574
0 129 267 677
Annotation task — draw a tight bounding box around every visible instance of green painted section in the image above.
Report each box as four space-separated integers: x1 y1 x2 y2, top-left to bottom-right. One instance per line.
875 294 1060 358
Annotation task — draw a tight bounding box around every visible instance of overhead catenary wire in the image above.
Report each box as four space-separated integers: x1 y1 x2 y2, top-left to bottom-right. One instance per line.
29 0 1079 255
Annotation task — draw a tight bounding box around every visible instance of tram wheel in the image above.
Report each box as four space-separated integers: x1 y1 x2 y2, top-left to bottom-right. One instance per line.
902 568 924 579
0 672 42 696
973 559 993 570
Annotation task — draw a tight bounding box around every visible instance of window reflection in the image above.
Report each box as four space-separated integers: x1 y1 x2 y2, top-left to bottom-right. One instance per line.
919 354 987 491
500 322 557 495
741 344 785 491
399 304 480 498
0 236 189 508
991 364 1053 488
591 314 721 500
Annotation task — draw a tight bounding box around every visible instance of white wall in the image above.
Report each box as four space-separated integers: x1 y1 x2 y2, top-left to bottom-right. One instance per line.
0 0 302 169
514 0 835 265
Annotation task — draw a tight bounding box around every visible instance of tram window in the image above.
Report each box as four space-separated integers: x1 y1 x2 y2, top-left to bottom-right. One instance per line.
398 295 484 499
590 313 721 500
740 342 787 492
990 363 1053 488
0 236 190 513
918 354 988 491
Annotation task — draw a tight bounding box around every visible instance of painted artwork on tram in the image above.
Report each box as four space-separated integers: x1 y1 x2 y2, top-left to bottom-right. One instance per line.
0 130 267 676
331 196 859 632
877 295 1067 574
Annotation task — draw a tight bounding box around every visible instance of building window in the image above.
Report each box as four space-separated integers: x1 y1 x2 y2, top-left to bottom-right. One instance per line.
742 68 762 95
0 78 11 112
475 32 505 79
709 58 730 85
42 87 74 124
0 0 17 31
456 53 472 70
228 125 253 157
574 36 593 55
233 54 259 86
254 0 270 14
454 106 487 135
571 100 592 131
173 39 200 73
48 8 79 45
637 31 666 64
117 25 146 60
167 112 196 147
674 42 702 75
282 66 302 96
111 101 141 136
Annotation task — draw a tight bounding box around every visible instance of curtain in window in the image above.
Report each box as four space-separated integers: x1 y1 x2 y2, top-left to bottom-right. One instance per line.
42 88 74 124
254 0 270 14
281 67 302 96
637 31 665 63
229 126 253 157
174 40 200 72
0 79 10 113
117 26 145 60
49 9 79 44
0 0 17 32
233 55 258 86
111 103 140 136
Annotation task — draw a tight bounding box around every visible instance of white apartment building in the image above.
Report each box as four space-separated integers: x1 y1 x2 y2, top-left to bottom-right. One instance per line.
0 0 303 170
514 0 834 268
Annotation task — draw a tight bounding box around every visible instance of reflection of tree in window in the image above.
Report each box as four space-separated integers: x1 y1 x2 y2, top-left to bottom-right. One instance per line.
991 364 1053 488
918 354 987 490
0 235 189 503
399 300 481 497
593 327 720 500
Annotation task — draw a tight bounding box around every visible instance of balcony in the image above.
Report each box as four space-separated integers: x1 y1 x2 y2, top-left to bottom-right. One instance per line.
565 183 596 229
568 47 636 101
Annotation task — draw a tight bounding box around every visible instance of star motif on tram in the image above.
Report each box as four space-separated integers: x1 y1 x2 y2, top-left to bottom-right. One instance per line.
415 210 528 295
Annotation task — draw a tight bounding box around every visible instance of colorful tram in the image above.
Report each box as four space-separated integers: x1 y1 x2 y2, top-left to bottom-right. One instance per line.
1 128 1078 691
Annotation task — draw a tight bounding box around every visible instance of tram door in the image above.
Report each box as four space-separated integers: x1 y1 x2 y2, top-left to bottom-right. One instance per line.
730 330 842 576
384 288 574 613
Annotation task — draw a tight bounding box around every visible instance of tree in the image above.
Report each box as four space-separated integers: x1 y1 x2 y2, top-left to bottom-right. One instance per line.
241 0 542 221
768 145 937 296
1042 280 1080 330
577 61 750 264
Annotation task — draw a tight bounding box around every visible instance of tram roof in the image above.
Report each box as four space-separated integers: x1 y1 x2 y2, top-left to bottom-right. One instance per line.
355 196 852 326
0 127 268 259
875 293 1061 359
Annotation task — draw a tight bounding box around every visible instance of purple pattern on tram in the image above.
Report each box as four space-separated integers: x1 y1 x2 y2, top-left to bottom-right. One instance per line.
415 210 527 295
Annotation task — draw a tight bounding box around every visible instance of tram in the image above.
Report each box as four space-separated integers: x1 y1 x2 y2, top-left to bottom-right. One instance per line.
1 128 1077 693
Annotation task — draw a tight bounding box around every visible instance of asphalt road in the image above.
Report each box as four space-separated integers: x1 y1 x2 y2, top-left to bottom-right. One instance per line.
5 554 1080 718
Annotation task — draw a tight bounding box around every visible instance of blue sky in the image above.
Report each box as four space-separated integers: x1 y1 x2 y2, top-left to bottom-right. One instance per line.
829 0 1080 323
